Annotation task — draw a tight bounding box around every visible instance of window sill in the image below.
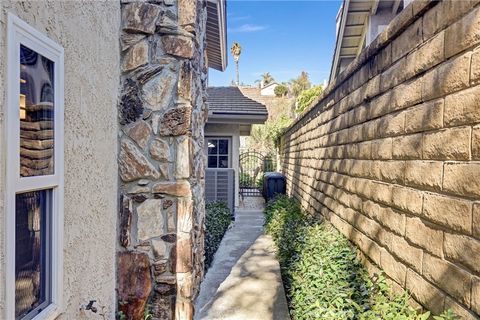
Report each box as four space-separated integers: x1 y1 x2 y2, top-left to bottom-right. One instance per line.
32 304 61 320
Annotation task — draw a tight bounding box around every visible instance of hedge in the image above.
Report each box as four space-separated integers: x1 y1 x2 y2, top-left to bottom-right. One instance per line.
204 201 232 270
264 195 458 320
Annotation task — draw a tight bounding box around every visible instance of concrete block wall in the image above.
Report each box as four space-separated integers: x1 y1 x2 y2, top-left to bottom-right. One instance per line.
279 1 480 318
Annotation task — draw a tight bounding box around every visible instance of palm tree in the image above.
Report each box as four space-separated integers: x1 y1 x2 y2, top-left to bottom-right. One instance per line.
231 42 242 85
290 71 311 97
261 72 274 87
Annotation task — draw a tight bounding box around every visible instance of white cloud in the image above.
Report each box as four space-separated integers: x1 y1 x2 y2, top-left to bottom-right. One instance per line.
228 24 269 33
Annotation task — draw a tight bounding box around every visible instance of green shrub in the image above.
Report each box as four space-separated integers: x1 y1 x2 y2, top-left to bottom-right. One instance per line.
265 196 458 320
204 201 232 270
295 85 323 113
274 84 288 97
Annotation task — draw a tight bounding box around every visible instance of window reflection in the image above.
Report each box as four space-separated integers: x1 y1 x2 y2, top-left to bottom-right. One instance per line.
206 139 230 168
20 45 54 177
15 190 51 319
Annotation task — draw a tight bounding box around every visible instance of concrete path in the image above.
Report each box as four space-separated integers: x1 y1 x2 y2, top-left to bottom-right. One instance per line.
194 201 291 320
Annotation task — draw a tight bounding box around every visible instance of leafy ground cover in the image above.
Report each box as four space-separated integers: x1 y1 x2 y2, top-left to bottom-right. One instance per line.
204 201 233 270
264 195 457 320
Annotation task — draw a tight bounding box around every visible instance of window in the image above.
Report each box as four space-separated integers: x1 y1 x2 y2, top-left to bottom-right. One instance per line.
7 14 64 320
206 138 230 168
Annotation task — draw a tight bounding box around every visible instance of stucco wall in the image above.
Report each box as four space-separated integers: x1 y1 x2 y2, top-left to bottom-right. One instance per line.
280 1 480 318
0 1 120 319
205 123 241 207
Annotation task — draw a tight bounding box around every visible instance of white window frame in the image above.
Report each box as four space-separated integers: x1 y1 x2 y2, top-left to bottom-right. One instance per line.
5 13 64 320
205 137 232 169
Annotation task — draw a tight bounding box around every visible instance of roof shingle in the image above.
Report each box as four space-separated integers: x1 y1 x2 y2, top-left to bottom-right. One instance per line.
207 87 268 116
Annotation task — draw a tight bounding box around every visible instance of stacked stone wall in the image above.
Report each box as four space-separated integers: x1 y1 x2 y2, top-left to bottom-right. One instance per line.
117 1 208 319
279 1 480 318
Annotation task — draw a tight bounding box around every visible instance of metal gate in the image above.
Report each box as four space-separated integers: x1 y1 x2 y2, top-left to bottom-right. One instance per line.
239 150 276 197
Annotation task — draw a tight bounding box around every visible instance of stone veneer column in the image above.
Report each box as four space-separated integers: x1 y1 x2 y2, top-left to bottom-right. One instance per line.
117 1 208 319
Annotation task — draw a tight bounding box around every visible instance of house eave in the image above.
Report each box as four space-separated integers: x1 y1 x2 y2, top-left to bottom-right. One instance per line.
207 0 227 71
207 112 268 125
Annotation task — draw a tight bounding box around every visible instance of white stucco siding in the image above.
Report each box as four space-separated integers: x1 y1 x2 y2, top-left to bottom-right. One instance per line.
260 83 278 96
205 123 241 207
0 2 120 319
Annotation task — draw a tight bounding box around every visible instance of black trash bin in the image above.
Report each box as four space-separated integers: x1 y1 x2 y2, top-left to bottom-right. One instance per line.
263 172 286 201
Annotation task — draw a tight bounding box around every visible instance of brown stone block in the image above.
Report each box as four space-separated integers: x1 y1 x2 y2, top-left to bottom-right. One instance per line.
473 126 480 160
474 204 480 239
473 276 480 315
444 85 480 126
380 248 407 286
404 160 442 191
392 18 423 63
472 47 480 85
423 127 471 160
445 6 480 59
178 0 197 28
125 120 151 150
375 206 406 236
153 181 191 197
406 29 444 77
177 272 194 299
371 160 405 184
122 2 160 34
423 0 480 41
404 98 443 133
406 269 446 315
119 138 160 182
406 216 443 257
423 253 472 306
392 134 422 160
443 162 480 198
422 52 471 101
377 112 405 138
423 192 472 233
120 195 133 248
444 297 479 320
175 300 194 320
392 186 423 215
391 234 423 272
380 58 407 92
150 295 175 320
137 199 165 241
118 252 152 320
444 233 480 274
176 237 193 273
390 77 423 112
159 106 192 136
162 35 195 59
371 138 393 160
122 39 149 72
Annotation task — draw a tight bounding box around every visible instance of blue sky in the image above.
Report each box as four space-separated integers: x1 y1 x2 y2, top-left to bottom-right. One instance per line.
209 0 342 87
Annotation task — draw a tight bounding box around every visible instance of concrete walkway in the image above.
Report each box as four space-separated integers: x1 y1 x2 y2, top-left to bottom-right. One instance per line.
195 200 291 320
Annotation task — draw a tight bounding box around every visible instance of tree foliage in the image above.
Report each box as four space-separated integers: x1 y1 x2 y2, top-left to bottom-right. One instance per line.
295 85 323 113
290 71 311 97
261 72 274 86
274 84 288 97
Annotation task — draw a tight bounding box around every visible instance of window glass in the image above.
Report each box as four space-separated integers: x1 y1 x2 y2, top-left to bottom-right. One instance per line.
206 138 230 168
207 139 218 155
208 156 217 168
218 140 228 155
15 190 51 319
219 156 229 168
20 45 54 177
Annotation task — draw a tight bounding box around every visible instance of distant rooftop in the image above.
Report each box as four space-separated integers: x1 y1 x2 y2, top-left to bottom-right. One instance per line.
207 87 268 120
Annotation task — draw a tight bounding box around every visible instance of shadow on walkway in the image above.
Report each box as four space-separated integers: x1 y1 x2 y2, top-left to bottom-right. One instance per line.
195 202 290 320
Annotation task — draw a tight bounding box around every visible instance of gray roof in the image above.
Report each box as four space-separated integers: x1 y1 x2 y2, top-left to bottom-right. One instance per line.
207 87 268 117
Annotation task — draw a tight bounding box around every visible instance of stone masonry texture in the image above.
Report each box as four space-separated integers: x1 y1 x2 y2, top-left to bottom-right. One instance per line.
279 1 480 318
118 1 208 319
